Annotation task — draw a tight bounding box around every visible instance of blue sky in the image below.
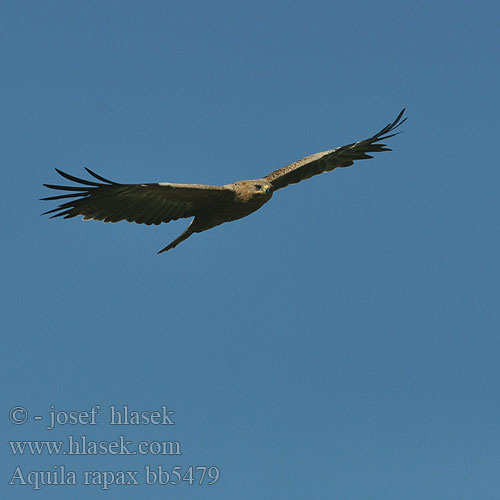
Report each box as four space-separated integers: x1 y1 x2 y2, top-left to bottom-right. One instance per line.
2 1 499 498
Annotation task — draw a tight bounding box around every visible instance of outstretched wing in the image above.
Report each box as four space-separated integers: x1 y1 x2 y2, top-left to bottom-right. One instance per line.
42 168 234 225
265 109 406 191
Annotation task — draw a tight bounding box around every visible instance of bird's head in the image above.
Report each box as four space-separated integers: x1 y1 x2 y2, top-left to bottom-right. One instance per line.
229 179 274 204
251 180 273 197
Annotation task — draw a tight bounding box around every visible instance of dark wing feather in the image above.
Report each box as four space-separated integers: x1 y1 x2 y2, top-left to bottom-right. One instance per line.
265 109 406 191
41 168 234 225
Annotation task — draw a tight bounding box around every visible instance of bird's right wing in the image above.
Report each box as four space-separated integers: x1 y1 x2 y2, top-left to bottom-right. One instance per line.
265 109 406 191
41 168 234 225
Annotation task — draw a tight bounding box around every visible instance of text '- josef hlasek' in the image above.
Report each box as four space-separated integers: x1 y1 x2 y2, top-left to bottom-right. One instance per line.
9 404 175 429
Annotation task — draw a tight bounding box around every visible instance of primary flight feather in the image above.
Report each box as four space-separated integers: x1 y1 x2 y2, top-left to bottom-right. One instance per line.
42 109 406 253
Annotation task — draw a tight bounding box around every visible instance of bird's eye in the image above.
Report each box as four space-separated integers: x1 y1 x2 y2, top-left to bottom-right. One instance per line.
255 184 262 190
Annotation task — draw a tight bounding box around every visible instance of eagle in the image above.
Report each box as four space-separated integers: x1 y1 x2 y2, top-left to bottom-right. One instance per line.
42 109 406 253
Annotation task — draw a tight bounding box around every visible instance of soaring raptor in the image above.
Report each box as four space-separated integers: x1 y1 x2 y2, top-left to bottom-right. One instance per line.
42 109 406 253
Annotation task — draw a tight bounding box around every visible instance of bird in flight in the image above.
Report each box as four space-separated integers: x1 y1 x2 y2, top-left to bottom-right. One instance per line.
42 109 406 254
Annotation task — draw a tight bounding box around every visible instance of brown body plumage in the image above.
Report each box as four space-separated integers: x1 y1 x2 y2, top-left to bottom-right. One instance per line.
42 109 406 253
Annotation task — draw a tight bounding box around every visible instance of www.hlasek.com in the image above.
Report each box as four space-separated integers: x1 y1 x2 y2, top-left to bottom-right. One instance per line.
10 434 182 456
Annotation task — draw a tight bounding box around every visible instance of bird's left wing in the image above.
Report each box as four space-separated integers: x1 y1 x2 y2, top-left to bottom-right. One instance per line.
42 168 234 225
264 109 406 191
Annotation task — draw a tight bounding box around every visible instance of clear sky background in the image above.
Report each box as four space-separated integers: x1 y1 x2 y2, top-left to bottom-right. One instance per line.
2 1 499 499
